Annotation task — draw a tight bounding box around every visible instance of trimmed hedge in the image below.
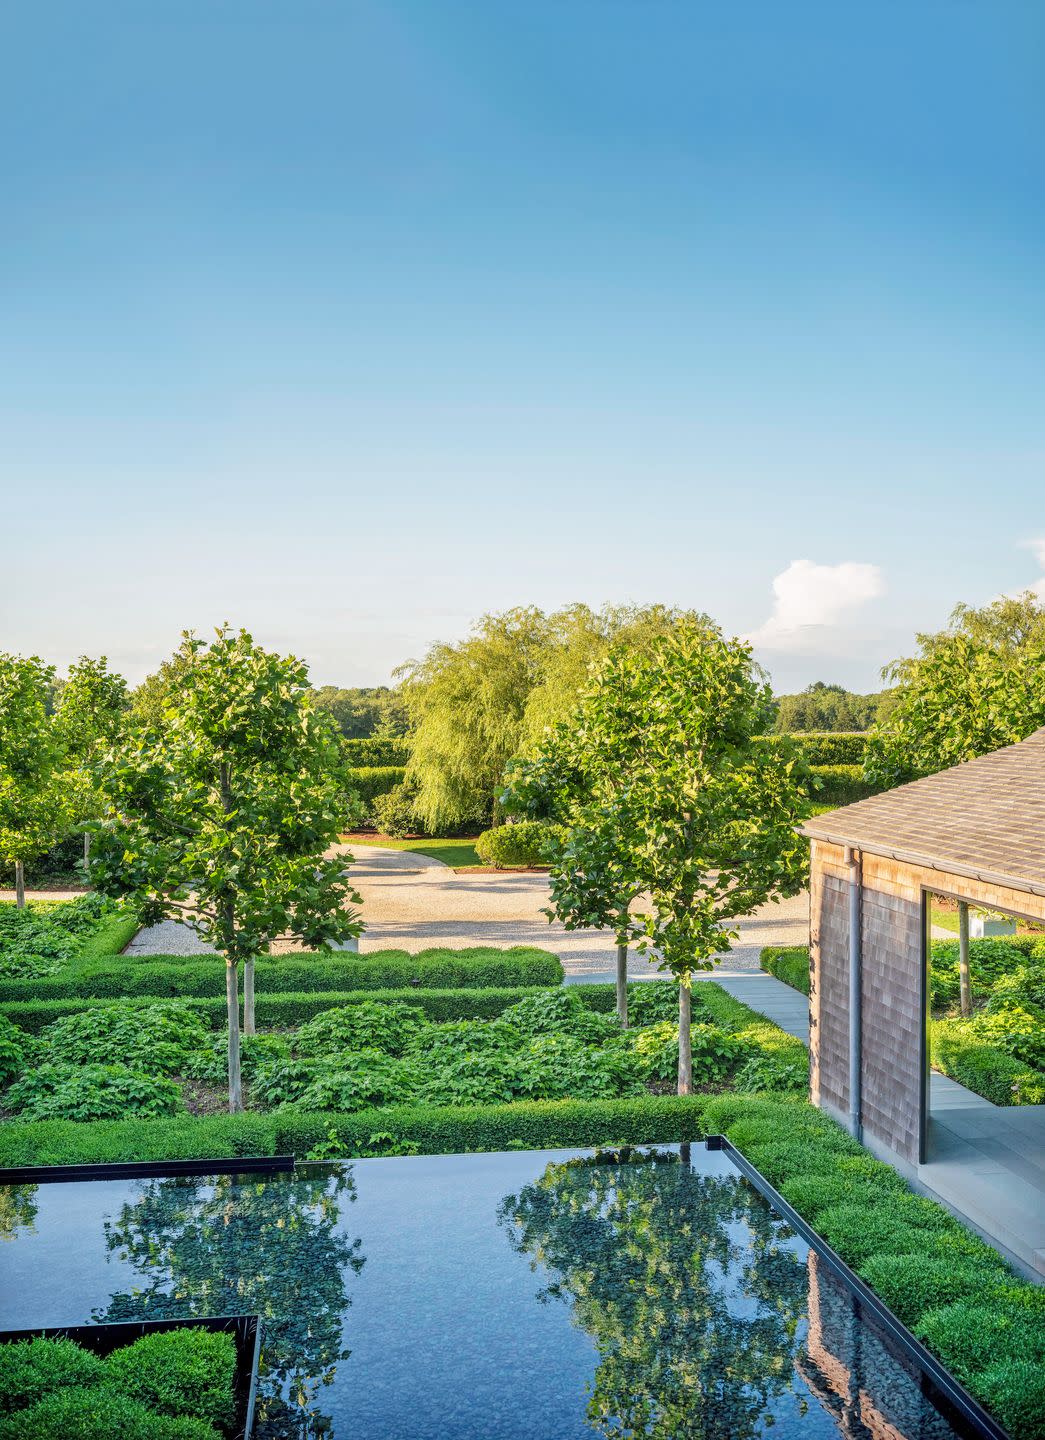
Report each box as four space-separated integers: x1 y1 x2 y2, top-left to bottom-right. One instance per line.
809 763 879 807
759 945 810 995
75 911 139 964
0 945 565 1004
475 821 560 869
703 1095 1044 1438
342 738 410 767
0 1094 709 1167
931 1022 1045 1106
348 766 407 809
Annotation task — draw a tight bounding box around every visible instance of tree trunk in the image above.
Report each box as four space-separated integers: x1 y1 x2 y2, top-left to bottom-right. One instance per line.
243 957 256 1036
226 958 243 1113
83 831 91 880
958 902 972 1018
14 860 25 909
677 981 692 1095
615 940 629 1028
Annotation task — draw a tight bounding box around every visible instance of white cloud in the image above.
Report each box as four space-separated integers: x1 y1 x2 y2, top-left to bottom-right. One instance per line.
747 559 885 653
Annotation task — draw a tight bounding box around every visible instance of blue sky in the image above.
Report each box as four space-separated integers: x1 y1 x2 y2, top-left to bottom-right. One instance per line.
2 1 1043 691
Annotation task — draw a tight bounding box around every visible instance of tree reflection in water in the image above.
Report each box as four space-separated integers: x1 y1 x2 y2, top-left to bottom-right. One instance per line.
95 1169 363 1440
498 1150 810 1439
0 1184 38 1242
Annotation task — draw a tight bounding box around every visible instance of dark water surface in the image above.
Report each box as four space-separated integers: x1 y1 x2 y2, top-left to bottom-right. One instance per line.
0 1146 981 1439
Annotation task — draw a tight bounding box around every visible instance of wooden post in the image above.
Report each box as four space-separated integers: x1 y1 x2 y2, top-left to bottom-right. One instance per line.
958 902 972 1018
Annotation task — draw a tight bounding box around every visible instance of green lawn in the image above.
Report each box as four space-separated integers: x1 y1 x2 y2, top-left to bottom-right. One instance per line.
346 835 485 868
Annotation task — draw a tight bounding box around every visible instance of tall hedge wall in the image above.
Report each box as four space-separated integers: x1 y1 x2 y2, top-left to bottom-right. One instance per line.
342 738 411 767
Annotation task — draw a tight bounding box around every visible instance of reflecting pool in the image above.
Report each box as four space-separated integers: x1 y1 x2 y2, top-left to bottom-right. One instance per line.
0 1146 983 1439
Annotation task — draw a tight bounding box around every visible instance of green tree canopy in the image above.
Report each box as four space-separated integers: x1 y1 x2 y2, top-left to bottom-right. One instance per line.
310 685 409 739
771 680 884 733
865 590 1045 786
90 627 363 1110
398 603 712 833
516 621 810 1091
0 654 74 905
55 656 130 871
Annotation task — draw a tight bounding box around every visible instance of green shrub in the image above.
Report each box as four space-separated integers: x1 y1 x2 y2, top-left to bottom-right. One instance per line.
0 1016 33 1086
929 936 1028 1005
931 1022 1045 1105
342 737 410 767
974 1360 1045 1438
498 988 621 1042
182 1032 288 1085
0 946 565 1004
628 1020 747 1084
626 981 681 1025
38 1002 208 1074
348 765 407 816
105 1329 236 1432
474 821 562 869
809 764 878 807
759 732 867 766
371 782 420 838
0 1337 106 1414
858 1254 1013 1329
964 1002 1045 1069
0 894 124 979
987 961 1045 1012
0 1094 711 1167
759 945 810 995
915 1301 1045 1389
0 1386 219 1440
256 1052 422 1112
2 1063 184 1122
295 1001 431 1058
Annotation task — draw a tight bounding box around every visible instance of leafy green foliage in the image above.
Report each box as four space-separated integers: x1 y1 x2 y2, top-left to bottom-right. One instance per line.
474 820 561 868
0 1015 34 1086
931 1022 1045 1105
759 945 810 994
807 763 878 806
930 936 1027 1004
915 1302 1045 1390
38 1002 208 1074
865 593 1045 786
295 1000 431 1057
182 1031 289 1085
347 765 407 817
371 781 422 837
771 682 884 733
105 1329 236 1432
858 1254 1015 1329
0 1337 106 1414
0 893 118 979
3 1062 185 1120
0 1385 221 1440
309 686 408 741
760 730 868 763
0 653 75 875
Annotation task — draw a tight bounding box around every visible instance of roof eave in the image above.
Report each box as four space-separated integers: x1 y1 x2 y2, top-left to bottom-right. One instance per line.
799 824 1045 900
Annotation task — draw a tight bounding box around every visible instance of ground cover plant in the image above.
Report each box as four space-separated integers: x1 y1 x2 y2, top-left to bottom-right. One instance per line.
0 981 806 1123
0 1327 236 1440
0 893 134 980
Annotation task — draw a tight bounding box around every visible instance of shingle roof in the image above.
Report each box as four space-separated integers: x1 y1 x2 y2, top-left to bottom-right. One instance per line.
800 726 1045 897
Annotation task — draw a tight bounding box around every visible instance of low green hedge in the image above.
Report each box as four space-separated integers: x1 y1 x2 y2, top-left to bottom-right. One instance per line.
809 763 879 807
0 945 565 1004
759 945 810 995
74 911 139 964
931 1022 1045 1106
0 1094 710 1167
703 1095 1044 1438
1 984 605 1035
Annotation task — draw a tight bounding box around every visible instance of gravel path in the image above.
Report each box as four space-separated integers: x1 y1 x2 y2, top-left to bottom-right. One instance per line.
124 843 810 982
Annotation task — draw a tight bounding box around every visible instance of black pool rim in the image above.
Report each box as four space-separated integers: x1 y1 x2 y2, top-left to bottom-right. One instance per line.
0 1312 261 1440
705 1134 1012 1440
0 1154 295 1184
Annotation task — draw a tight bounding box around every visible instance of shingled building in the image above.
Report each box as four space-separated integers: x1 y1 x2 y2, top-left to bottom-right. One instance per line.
799 726 1045 1165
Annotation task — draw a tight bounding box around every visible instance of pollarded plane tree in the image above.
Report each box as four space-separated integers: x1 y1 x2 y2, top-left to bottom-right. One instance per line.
91 626 363 1111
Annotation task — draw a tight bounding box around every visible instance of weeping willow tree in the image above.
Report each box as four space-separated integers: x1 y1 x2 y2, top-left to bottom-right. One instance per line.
397 604 709 834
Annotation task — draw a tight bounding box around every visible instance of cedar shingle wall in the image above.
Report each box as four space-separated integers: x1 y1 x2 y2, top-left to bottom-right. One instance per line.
810 841 1045 1164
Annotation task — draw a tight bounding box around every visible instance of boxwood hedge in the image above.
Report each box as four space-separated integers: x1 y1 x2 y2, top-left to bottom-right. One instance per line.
759 945 811 995
0 945 565 1004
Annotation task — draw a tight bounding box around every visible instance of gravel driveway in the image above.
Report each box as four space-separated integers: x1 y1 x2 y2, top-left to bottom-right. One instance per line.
125 843 810 983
